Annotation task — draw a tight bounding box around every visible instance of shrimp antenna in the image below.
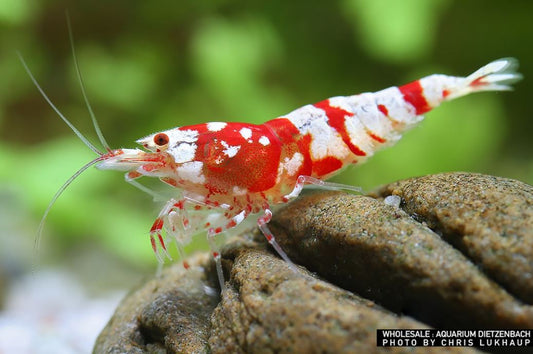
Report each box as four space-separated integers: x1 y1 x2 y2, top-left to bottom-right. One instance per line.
66 11 111 151
35 156 104 252
17 52 103 155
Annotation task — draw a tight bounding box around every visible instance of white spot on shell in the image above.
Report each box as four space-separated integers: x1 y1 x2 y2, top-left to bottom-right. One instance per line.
239 127 252 140
169 129 199 143
280 152 303 176
177 161 205 184
207 122 227 132
221 141 241 158
258 136 270 146
168 143 197 164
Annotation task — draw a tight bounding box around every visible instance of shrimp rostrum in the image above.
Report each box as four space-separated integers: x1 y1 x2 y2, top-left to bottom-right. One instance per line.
26 56 521 291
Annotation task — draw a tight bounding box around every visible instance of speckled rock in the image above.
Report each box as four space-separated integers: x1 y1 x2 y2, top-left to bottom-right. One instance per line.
372 172 533 304
269 191 533 329
93 253 220 353
209 246 477 353
94 172 532 353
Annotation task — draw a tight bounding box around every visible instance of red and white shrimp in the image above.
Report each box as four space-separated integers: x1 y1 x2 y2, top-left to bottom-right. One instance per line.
24 55 521 291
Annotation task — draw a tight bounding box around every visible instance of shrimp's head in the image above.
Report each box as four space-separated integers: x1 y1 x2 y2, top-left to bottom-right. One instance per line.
96 128 204 186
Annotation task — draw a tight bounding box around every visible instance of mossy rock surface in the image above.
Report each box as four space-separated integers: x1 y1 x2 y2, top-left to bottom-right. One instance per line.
94 172 532 353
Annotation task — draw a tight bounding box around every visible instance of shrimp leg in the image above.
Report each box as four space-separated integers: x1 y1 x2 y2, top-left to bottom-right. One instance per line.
283 175 363 202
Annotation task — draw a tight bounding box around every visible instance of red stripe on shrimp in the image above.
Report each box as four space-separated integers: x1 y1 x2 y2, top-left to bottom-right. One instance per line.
265 118 313 176
313 100 366 156
398 80 431 115
313 156 343 176
367 131 386 143
377 104 389 116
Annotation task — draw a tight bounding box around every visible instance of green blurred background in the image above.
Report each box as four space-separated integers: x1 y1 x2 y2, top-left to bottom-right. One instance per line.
0 0 531 276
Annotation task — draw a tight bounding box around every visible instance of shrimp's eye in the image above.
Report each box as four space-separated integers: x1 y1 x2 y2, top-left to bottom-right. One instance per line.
153 133 169 146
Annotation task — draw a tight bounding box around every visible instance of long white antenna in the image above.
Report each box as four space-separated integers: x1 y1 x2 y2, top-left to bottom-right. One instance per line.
36 156 104 251
17 52 103 155
66 11 111 151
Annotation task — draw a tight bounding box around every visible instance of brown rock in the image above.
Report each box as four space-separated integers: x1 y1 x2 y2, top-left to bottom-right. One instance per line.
95 173 532 353
373 172 533 304
93 253 220 353
209 246 476 353
269 189 533 329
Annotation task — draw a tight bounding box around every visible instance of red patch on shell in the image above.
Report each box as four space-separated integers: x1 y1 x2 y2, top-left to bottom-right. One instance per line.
185 123 281 193
314 99 366 156
398 80 431 115
313 156 343 176
265 118 313 177
377 104 389 116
